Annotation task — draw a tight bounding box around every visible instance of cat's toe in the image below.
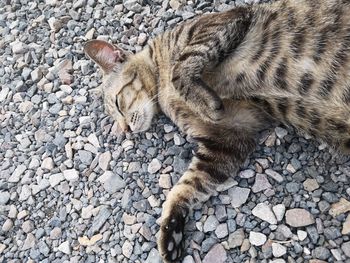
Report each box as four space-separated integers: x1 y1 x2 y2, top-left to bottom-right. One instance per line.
158 209 186 262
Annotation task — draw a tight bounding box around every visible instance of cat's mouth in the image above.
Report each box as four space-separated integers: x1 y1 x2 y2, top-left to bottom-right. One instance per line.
128 110 154 133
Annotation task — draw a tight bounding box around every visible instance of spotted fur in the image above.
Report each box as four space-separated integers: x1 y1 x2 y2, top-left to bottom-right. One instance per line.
84 0 350 262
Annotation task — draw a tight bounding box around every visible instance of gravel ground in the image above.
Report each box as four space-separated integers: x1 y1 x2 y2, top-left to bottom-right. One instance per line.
1 0 350 263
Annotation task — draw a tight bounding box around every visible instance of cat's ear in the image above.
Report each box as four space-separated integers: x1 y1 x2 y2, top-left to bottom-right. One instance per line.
84 40 127 73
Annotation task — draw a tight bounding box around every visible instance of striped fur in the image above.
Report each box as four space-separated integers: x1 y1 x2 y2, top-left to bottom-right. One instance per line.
84 0 350 261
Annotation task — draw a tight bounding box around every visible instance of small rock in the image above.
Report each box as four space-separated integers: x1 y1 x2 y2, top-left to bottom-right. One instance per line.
0 191 10 205
265 169 284 183
78 150 92 165
81 205 94 219
239 169 255 179
329 198 350 217
203 244 227 263
312 247 331 260
41 157 54 170
249 231 267 246
182 255 195 263
148 159 162 174
22 220 34 233
8 164 26 183
57 241 71 255
98 171 126 194
272 204 286 222
252 174 272 193
285 209 315 227
123 213 136 225
63 169 79 182
99 151 111 171
272 243 287 257
90 206 111 234
50 227 62 239
128 162 141 173
215 223 228 239
275 127 288 138
203 215 219 233
227 228 245 249
342 241 350 257
145 248 162 263
159 174 172 188
342 214 350 235
303 179 319 192
22 233 36 251
297 230 307 241
122 240 133 258
252 203 277 225
78 234 102 246
228 187 250 208
49 173 64 187
2 219 13 232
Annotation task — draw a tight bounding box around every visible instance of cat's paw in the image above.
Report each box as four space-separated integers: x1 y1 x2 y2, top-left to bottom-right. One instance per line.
204 95 225 121
158 207 186 263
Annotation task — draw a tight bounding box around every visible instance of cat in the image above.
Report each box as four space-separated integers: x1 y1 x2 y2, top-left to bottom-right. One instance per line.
84 0 350 262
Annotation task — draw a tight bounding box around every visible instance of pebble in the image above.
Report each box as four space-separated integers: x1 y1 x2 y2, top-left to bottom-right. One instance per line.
227 228 245 249
215 223 228 239
342 241 350 257
159 174 172 188
50 227 62 239
239 169 255 179
272 243 287 257
329 198 350 217
0 191 10 205
122 240 133 258
252 174 272 193
63 169 79 181
78 234 102 246
228 187 250 208
41 157 54 170
303 179 319 192
99 151 111 171
297 230 307 241
249 232 267 246
49 173 64 187
89 206 111 234
203 244 227 263
272 204 286 222
275 127 288 138
265 169 284 183
2 219 13 232
98 171 126 193
57 240 71 255
252 203 277 224
145 248 162 263
342 214 350 235
203 215 219 233
22 233 36 251
285 209 315 227
148 158 162 174
22 220 34 233
8 164 26 183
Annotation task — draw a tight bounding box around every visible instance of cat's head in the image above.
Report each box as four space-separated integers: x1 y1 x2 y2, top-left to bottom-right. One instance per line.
84 40 157 133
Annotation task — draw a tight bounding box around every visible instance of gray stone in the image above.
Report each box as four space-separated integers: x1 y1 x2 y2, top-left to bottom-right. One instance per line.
272 204 286 222
252 174 272 193
57 241 71 255
342 241 350 257
286 209 315 227
49 173 64 187
2 219 13 232
252 203 277 225
99 151 111 171
0 191 10 205
228 187 250 208
22 233 36 250
22 220 34 233
227 228 245 249
78 150 93 165
98 171 126 194
148 158 162 174
8 164 26 183
203 244 227 263
265 169 284 183
122 240 133 258
249 231 267 246
272 243 287 257
89 206 111 234
239 169 255 179
215 223 228 239
145 248 162 263
123 0 142 12
312 247 331 260
204 215 219 233
63 169 79 182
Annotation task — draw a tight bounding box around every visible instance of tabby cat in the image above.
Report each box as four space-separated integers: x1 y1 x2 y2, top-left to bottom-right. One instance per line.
84 0 350 262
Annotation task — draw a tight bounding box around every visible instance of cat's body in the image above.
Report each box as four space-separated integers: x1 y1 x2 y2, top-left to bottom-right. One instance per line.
84 0 350 262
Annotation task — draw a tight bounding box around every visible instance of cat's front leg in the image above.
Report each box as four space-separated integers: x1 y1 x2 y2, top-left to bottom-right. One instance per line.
158 126 259 262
